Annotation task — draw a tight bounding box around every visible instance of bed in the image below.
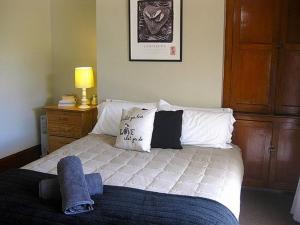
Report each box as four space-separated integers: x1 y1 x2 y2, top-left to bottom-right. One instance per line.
0 134 243 224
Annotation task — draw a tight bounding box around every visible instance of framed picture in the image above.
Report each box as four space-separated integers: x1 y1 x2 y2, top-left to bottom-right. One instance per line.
129 0 182 61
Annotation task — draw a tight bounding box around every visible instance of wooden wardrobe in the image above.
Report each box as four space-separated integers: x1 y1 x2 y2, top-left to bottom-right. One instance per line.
224 0 300 191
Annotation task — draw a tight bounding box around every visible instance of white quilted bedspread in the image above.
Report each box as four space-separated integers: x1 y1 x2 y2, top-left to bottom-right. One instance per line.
23 134 244 219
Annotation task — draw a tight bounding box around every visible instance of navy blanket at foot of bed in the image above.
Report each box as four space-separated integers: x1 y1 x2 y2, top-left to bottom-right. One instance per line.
0 169 239 225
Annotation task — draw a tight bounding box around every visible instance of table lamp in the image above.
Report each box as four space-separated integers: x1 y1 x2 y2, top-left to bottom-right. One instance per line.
75 67 94 109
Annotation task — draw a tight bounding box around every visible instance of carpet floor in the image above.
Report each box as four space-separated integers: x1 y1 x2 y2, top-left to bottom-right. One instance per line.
240 188 300 225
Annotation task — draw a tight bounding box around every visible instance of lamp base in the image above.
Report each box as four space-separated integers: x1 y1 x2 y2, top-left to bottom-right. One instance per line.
78 88 90 109
78 104 90 109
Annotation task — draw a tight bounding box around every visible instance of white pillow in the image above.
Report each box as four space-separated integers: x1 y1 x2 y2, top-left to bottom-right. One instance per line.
158 99 233 113
106 99 155 104
158 100 235 148
181 110 234 149
92 101 157 136
115 107 156 152
106 99 133 103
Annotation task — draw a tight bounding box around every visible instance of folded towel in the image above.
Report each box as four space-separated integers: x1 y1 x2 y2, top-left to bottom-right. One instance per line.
57 156 94 215
39 173 103 200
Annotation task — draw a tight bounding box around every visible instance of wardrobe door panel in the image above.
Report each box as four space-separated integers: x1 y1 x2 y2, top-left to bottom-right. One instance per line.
231 46 273 113
239 0 275 44
227 0 280 113
232 119 272 187
286 0 300 43
269 118 300 190
276 0 300 115
276 51 300 115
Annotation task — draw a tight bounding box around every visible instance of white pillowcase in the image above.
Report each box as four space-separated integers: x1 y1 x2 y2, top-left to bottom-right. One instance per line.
158 99 232 113
91 101 157 136
158 100 235 148
181 110 234 148
115 107 157 152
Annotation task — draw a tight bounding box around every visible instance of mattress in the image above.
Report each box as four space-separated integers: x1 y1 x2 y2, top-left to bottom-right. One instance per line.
23 134 244 219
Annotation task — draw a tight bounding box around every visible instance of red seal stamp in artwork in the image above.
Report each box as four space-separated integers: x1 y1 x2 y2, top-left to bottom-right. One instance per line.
170 46 176 56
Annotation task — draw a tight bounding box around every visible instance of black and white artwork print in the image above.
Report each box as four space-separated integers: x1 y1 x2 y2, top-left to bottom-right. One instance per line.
129 0 182 61
137 0 173 43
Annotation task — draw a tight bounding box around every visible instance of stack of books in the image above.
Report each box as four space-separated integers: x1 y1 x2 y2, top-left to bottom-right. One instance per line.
58 95 76 107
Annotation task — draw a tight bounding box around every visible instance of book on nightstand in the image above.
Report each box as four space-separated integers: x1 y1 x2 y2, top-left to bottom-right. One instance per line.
58 95 76 107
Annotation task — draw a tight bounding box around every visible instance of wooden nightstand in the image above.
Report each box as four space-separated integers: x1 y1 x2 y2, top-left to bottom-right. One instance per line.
44 106 97 153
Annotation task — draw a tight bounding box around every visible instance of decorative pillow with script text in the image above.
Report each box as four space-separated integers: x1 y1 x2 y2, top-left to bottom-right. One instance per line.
115 107 157 152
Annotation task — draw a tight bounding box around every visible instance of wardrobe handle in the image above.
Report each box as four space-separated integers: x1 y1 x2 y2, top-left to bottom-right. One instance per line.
269 147 276 153
276 43 283 49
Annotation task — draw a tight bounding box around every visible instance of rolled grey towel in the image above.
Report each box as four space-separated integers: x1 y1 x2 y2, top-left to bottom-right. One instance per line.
39 173 103 200
57 156 94 215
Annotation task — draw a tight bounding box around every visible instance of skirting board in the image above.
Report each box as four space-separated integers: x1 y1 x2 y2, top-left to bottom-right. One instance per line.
0 145 41 173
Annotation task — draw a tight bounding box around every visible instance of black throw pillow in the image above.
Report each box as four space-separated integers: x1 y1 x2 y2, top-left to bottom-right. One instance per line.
151 110 183 149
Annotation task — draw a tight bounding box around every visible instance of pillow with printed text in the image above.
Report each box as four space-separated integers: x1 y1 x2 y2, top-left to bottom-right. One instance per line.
115 107 157 152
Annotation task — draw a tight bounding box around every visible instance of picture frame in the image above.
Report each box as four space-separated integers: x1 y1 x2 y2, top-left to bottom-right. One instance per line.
129 0 183 62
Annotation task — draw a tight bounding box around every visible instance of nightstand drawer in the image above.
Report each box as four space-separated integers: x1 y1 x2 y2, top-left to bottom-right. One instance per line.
47 111 81 126
48 136 76 153
48 124 82 138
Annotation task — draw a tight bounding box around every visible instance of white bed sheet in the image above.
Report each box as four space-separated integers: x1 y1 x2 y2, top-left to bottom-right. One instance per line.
23 134 244 219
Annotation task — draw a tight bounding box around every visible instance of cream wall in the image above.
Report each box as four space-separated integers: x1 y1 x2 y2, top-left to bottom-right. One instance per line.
0 0 96 159
0 0 52 159
51 0 97 103
97 0 225 107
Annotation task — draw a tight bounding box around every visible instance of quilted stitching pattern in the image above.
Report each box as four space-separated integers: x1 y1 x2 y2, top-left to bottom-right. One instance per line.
23 134 244 219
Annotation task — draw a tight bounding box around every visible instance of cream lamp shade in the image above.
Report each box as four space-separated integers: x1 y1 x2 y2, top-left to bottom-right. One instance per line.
75 67 94 109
